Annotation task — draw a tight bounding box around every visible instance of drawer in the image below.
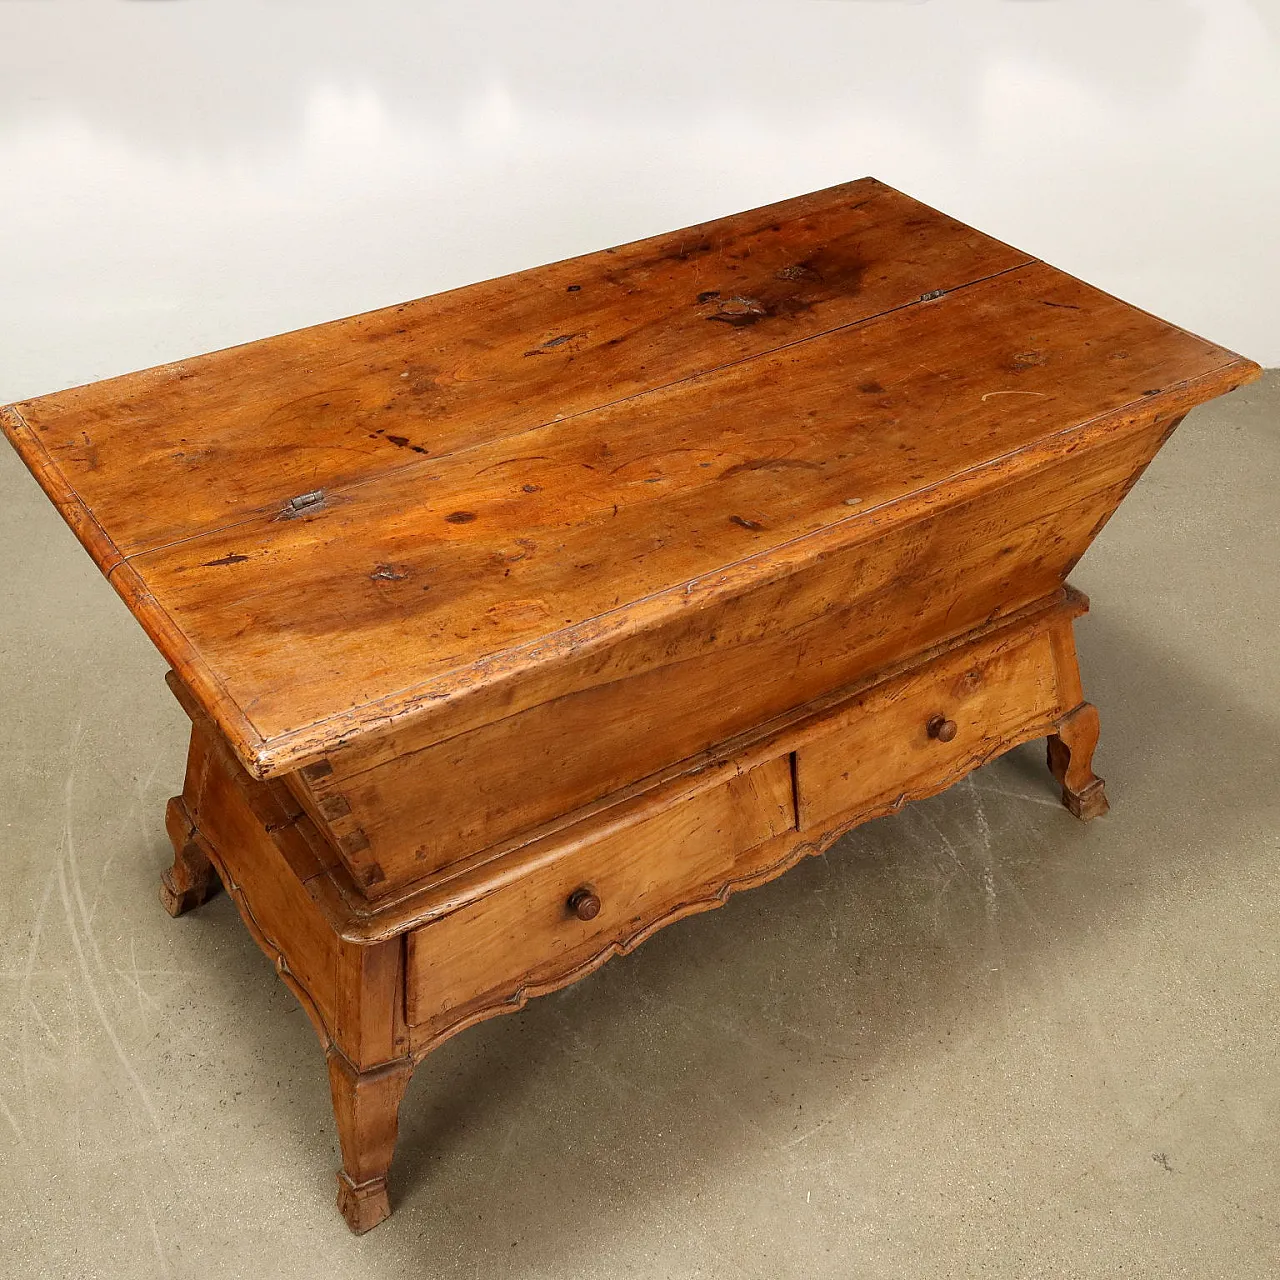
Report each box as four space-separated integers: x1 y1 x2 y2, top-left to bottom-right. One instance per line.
405 755 794 1039
795 629 1063 832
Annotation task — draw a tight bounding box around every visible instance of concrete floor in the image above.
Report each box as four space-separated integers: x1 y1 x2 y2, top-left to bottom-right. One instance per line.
0 374 1277 1279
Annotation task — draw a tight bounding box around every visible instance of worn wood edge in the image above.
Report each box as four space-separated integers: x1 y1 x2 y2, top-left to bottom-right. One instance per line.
245 371 1246 780
405 708 1063 1059
36 260 1038 783
0 404 126 574
0 403 270 771
112 562 270 768
868 178 1032 274
318 588 1086 941
1031 260 1266 395
878 173 1265 395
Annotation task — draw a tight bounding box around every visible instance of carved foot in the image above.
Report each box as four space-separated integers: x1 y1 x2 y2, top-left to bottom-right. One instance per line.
327 1051 413 1234
161 797 220 917
1047 703 1109 821
336 1172 393 1235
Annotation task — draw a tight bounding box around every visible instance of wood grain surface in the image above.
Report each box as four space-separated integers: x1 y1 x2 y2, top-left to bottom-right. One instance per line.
1 179 1258 779
2 179 1025 555
404 756 795 1038
794 627 1061 830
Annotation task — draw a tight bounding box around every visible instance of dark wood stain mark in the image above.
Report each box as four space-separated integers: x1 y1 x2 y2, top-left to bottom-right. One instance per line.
859 380 884 394
202 552 249 567
697 290 721 304
445 511 478 524
704 250 850 328
522 484 541 493
1041 300 1082 311
385 435 428 454
299 760 333 783
566 284 581 292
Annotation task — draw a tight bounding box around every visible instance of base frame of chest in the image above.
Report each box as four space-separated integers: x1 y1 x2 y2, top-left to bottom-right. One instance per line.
161 587 1104 1233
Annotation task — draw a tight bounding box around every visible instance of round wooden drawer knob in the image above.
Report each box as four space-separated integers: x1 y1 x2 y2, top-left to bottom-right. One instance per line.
927 714 958 743
567 888 601 921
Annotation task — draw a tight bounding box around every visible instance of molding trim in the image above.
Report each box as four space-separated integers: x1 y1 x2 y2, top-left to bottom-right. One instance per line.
406 710 1061 1059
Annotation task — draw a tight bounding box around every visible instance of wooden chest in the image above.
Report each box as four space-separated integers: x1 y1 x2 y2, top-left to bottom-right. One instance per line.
0 178 1258 1233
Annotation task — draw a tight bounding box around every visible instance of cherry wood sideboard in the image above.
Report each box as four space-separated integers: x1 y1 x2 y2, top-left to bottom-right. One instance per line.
1 178 1259 1233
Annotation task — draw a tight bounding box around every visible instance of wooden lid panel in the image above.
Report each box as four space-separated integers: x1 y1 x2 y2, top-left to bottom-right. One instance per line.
6 178 1028 557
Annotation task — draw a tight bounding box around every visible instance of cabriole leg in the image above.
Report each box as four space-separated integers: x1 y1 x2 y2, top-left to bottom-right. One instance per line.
160 796 220 916
327 1050 414 1234
1047 702 1109 820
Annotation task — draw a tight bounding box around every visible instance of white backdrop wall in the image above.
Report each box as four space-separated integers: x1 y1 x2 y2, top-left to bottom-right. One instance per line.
1 0 1277 405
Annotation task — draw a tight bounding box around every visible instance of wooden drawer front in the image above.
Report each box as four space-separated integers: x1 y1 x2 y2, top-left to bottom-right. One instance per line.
796 630 1062 833
405 756 795 1037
